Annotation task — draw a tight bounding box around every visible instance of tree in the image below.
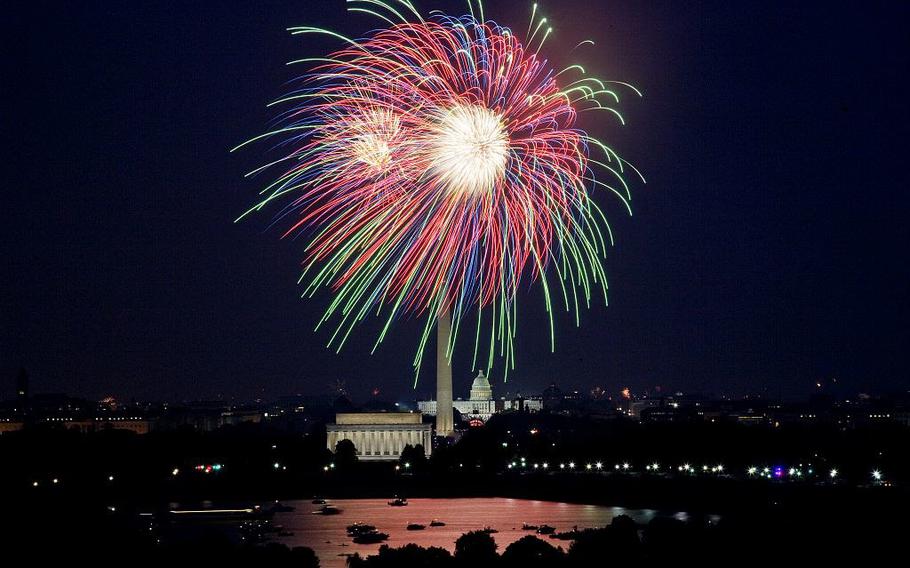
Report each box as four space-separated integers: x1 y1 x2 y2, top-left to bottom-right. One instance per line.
347 544 453 567
454 531 498 565
501 535 564 568
334 438 358 468
290 546 321 567
568 517 642 566
399 444 427 470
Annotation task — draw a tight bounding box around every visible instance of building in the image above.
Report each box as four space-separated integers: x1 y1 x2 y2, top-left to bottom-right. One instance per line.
326 412 432 461
419 370 499 422
503 395 543 413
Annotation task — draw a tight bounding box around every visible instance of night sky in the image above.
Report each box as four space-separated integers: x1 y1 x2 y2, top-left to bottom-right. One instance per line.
3 1 908 402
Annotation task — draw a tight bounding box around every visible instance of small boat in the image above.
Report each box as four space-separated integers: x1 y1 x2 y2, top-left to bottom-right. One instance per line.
388 497 408 507
347 523 377 536
313 505 342 515
481 526 498 534
270 501 295 512
312 498 327 505
429 520 446 527
536 524 556 535
406 523 426 531
353 531 389 544
522 523 539 531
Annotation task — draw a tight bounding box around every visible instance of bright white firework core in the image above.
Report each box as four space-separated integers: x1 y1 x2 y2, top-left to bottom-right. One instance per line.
430 104 509 195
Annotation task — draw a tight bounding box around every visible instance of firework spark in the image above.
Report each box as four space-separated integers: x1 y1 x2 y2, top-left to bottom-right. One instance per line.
235 1 643 381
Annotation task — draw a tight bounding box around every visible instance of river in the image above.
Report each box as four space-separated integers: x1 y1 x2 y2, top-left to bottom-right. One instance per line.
271 498 714 567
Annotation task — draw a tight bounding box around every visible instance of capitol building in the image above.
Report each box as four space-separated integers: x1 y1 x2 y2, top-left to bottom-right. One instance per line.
418 370 499 422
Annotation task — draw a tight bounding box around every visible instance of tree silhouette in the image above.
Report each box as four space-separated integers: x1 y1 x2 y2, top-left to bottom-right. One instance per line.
454 530 498 565
334 438 358 468
501 535 564 568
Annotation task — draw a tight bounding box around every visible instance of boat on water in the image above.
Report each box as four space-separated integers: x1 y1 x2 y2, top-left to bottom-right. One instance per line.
347 523 377 536
522 523 539 531
429 520 446 527
481 526 499 534
406 523 426 531
313 505 342 515
536 524 556 535
311 498 327 505
270 500 295 512
388 497 408 507
352 531 390 544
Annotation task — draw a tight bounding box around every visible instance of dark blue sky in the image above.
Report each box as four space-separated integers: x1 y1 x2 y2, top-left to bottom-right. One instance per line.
3 1 908 402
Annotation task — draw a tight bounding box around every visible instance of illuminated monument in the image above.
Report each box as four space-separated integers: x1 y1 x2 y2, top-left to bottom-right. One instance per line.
326 412 433 461
436 313 455 437
419 369 498 423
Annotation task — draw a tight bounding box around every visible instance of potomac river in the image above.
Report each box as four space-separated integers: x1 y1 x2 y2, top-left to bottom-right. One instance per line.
271 498 717 567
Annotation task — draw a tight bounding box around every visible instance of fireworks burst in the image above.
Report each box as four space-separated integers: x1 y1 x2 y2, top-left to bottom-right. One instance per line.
235 1 643 382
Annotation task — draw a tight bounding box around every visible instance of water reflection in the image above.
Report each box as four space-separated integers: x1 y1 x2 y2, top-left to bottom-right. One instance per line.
272 498 707 568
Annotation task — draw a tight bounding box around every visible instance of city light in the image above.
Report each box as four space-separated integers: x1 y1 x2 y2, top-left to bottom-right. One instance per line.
747 466 757 475
829 468 838 479
595 462 603 470
872 470 882 481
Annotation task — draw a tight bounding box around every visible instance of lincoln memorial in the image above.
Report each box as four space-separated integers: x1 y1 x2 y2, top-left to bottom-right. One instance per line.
326 412 433 461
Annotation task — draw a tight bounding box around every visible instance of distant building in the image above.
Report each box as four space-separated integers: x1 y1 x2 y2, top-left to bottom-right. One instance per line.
155 402 263 432
326 412 432 461
419 370 499 422
37 414 154 434
503 395 543 413
628 399 661 418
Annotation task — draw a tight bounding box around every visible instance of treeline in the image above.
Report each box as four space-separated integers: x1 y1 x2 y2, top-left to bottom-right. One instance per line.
348 513 902 566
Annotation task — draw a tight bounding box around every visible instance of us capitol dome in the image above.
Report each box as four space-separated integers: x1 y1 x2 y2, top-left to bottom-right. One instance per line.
469 369 493 401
